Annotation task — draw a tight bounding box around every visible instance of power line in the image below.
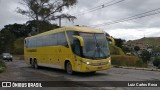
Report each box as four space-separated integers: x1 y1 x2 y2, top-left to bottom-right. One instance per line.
90 8 160 27
72 0 125 16
75 0 117 14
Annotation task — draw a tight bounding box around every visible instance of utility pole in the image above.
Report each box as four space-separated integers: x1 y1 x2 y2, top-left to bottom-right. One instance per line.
36 15 39 33
59 16 61 27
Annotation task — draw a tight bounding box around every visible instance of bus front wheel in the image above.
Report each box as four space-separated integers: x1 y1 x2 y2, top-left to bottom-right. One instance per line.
65 62 73 75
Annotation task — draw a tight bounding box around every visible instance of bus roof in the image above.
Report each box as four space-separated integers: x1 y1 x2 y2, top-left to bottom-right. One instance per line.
26 26 104 39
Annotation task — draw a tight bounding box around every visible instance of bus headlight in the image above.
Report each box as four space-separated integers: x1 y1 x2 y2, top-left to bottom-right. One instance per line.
80 60 90 65
108 59 111 63
86 62 90 65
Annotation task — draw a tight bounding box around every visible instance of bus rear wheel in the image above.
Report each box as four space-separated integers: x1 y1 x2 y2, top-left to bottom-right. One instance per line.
33 60 38 69
65 62 73 75
31 60 34 68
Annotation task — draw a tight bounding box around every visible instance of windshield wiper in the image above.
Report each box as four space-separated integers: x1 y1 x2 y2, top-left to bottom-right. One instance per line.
91 46 97 59
91 34 100 59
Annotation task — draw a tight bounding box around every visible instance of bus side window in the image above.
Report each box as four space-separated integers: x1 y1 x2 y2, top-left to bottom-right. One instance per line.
57 32 68 47
24 39 28 48
49 34 57 46
67 31 74 45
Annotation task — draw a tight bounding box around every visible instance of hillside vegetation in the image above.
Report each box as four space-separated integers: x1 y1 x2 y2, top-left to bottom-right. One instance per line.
133 37 160 47
14 38 24 55
109 45 125 55
109 44 146 67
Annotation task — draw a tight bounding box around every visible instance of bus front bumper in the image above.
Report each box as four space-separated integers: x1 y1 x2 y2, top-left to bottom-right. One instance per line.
78 61 111 73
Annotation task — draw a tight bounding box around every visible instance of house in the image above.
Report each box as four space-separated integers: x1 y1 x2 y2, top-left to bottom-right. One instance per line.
152 51 160 57
126 41 147 50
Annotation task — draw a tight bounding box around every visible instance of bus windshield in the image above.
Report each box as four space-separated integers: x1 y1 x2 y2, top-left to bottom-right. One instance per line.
80 33 110 59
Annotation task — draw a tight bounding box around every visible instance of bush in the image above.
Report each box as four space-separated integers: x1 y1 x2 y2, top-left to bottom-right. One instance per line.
0 59 6 73
121 46 131 53
111 55 146 67
153 57 160 69
135 59 147 67
111 55 137 66
109 45 125 55
0 60 5 67
141 50 151 63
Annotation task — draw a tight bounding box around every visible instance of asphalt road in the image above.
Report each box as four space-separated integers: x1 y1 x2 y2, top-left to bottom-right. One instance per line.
0 60 160 90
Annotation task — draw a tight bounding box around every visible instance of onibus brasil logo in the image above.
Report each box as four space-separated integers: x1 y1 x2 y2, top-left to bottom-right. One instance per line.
2 82 42 87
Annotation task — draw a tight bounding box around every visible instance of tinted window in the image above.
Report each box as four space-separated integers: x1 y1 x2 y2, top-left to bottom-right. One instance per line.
27 32 67 48
48 34 57 46
57 32 68 46
28 38 33 47
73 40 81 56
36 37 43 47
67 31 74 45
42 36 48 46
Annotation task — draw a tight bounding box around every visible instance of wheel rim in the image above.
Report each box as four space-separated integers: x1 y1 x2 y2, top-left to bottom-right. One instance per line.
66 62 72 74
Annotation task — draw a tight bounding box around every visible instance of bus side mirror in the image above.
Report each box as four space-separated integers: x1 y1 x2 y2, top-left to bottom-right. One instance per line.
106 36 115 46
73 35 84 47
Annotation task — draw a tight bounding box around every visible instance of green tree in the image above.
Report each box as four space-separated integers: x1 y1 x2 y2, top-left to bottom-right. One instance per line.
141 50 151 64
153 57 160 69
0 30 16 54
2 23 28 38
26 20 59 33
0 33 5 54
17 0 77 32
122 46 131 53
114 38 125 48
13 38 25 55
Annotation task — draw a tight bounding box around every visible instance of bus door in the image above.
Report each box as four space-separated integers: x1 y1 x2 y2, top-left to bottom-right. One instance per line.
71 39 83 71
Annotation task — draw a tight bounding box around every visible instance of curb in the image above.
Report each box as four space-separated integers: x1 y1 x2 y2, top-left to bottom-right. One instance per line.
112 66 160 72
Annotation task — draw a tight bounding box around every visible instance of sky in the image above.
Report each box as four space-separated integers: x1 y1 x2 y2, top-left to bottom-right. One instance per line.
0 0 160 40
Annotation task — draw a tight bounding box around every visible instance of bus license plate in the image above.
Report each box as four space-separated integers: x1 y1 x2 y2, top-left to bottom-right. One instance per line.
98 67 102 69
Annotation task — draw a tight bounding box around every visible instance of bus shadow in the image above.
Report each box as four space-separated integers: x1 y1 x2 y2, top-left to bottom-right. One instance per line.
38 66 67 74
73 72 108 78
35 66 108 78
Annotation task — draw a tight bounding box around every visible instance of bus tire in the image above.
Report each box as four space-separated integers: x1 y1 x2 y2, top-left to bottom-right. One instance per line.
33 59 38 69
31 59 34 68
65 61 73 75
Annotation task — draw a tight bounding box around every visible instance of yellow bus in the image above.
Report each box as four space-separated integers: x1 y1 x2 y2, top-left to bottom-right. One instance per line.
24 26 111 74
